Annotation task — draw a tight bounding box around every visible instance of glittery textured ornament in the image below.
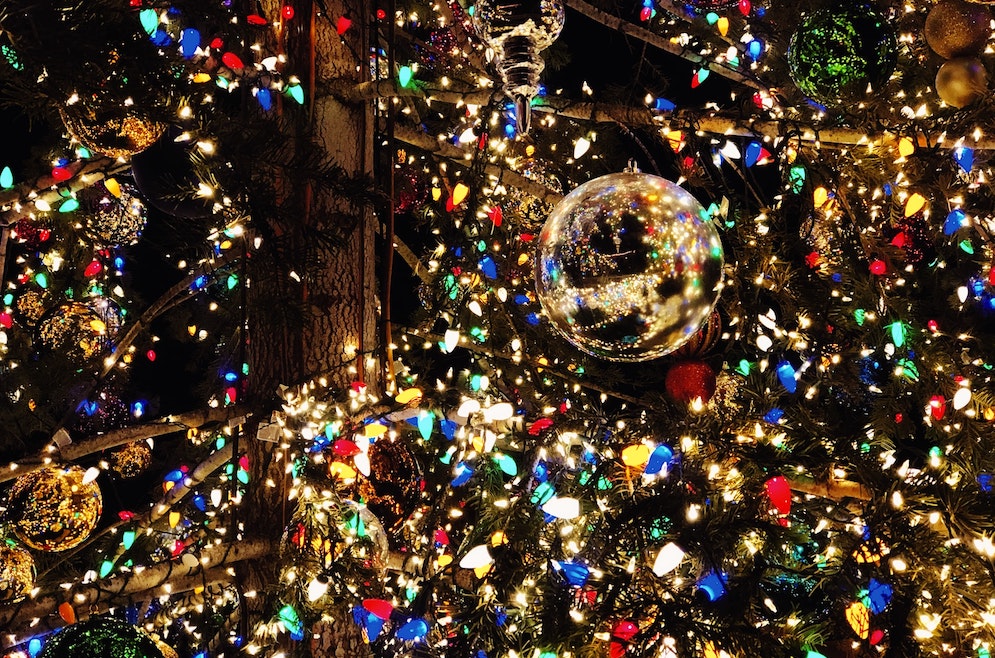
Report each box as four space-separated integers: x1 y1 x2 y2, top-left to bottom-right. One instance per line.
787 4 897 105
37 300 120 362
664 360 717 404
707 371 743 417
77 179 147 247
681 0 739 11
671 310 722 358
889 212 934 265
71 387 131 437
60 105 164 160
37 615 164 658
11 217 52 250
8 465 102 552
111 442 152 479
359 439 423 537
0 542 35 602
924 0 991 59
153 641 179 658
15 290 47 327
800 208 860 275
936 56 989 107
535 171 724 361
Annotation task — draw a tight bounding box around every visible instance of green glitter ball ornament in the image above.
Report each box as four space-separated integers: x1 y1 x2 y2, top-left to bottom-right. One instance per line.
38 616 164 658
787 3 897 105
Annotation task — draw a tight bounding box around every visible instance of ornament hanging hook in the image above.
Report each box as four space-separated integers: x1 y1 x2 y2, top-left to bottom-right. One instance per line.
624 159 641 173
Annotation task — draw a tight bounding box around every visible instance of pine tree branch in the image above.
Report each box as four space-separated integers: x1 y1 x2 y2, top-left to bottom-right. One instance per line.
0 406 248 483
401 326 644 405
562 0 763 90
0 539 275 644
49 249 244 434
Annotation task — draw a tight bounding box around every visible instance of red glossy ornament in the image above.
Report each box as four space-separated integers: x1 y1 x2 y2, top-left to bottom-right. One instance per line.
664 360 717 404
869 259 887 275
336 16 353 34
282 5 295 19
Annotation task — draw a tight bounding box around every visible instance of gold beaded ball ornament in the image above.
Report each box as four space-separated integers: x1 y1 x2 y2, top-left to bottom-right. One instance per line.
36 301 116 362
60 104 164 160
111 442 152 479
936 57 989 107
924 0 992 59
8 465 102 552
0 541 35 602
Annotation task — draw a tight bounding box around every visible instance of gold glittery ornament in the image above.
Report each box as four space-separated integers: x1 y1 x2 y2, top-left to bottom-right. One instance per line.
15 291 47 327
60 104 164 160
8 465 102 552
359 439 422 537
36 300 120 361
154 640 179 658
0 542 35 602
78 178 148 247
936 57 988 107
924 0 991 59
111 442 152 479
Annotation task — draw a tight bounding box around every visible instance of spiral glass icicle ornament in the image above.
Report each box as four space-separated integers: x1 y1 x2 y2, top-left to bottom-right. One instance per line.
472 0 565 133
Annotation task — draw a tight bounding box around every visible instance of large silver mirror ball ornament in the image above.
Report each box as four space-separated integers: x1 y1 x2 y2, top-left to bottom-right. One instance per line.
535 172 724 362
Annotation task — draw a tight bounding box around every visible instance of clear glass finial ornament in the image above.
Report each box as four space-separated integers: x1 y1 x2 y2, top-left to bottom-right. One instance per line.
472 0 565 134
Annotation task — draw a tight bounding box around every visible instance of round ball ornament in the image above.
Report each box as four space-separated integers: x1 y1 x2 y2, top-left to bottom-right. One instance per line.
936 57 988 107
925 0 991 59
671 310 722 358
359 439 423 537
0 542 35 603
787 4 897 105
681 0 739 11
37 616 164 658
535 170 724 361
15 290 47 327
77 178 147 247
37 301 115 362
111 442 152 479
664 360 717 404
8 465 102 552
60 104 164 160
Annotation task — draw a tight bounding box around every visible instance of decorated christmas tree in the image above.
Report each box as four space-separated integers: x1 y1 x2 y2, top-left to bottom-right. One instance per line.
2 0 995 656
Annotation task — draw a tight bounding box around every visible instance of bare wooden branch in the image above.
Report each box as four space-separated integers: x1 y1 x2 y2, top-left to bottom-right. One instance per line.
0 158 130 218
563 0 763 90
392 235 433 284
0 539 274 644
787 475 872 502
0 406 247 483
392 125 563 203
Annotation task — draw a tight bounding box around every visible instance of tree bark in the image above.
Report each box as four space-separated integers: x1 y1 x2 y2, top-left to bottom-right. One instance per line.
238 0 379 654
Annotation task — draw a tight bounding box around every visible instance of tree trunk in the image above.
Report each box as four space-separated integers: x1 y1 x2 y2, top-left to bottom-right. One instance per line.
238 0 378 654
